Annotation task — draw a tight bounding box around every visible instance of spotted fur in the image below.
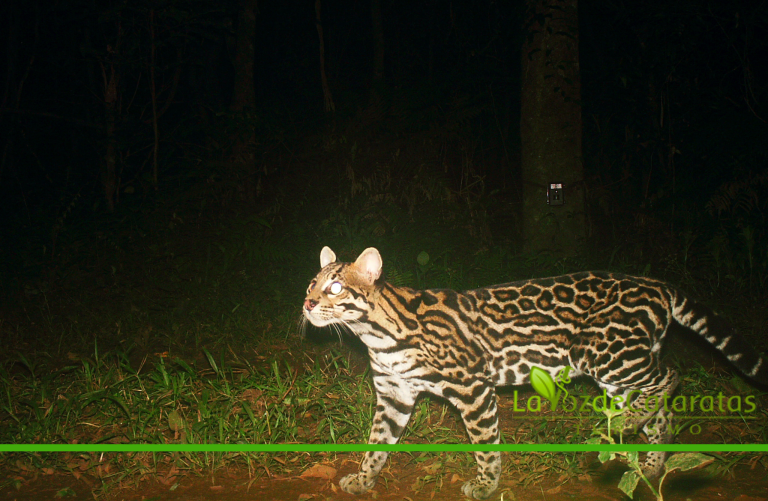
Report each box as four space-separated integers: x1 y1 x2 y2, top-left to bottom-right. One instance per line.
303 246 767 500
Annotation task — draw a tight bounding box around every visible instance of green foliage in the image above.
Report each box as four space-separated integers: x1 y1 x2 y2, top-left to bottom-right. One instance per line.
588 408 717 501
0 345 375 485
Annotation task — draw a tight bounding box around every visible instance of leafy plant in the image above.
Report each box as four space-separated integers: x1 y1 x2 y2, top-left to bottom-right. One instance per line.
587 407 714 500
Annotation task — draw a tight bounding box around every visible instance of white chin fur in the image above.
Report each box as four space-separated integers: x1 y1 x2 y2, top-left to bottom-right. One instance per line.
304 310 333 327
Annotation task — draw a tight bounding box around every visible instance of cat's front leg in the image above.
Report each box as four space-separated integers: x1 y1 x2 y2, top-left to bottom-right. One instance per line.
339 450 388 494
340 377 415 495
447 379 501 500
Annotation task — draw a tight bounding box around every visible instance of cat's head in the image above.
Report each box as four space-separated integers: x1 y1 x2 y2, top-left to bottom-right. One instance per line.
303 246 382 327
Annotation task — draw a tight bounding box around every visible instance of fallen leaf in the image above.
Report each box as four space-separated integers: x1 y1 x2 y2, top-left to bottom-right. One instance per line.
421 461 442 475
157 476 176 486
241 389 263 402
300 464 337 480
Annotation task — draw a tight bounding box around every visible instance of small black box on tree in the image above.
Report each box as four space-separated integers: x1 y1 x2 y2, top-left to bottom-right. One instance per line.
547 183 564 206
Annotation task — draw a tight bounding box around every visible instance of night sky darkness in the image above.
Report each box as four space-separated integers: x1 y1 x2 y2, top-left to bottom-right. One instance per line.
1 0 767 275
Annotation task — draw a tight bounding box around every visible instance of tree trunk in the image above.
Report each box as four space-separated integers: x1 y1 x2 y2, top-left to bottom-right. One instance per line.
520 0 585 256
231 0 258 202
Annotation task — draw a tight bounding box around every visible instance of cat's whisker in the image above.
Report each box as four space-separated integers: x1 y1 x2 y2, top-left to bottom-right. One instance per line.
297 314 307 339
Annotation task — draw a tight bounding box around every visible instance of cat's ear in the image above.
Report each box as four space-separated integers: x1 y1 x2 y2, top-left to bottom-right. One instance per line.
354 247 382 285
320 246 337 268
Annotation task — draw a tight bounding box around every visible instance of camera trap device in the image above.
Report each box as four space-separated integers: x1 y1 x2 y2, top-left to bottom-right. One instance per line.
547 183 564 206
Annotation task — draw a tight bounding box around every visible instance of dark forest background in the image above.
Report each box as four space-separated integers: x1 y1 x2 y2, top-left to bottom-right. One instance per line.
1 1 768 497
1 0 767 331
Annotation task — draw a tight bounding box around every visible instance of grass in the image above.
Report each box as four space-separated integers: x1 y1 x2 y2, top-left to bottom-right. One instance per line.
1 328 767 497
0 344 370 493
2 155 768 498
2 345 371 444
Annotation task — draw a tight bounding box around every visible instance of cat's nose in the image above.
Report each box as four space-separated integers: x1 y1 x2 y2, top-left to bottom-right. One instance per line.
304 298 318 311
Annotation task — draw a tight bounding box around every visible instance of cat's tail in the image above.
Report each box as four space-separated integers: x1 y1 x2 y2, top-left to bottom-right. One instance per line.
671 290 768 386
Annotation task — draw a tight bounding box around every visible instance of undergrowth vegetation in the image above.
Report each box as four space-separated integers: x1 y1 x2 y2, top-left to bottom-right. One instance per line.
1 124 768 498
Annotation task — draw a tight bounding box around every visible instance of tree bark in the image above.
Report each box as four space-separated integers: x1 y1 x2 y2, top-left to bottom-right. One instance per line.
520 0 585 256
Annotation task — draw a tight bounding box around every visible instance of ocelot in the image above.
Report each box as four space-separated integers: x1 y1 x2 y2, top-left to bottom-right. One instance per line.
302 246 767 500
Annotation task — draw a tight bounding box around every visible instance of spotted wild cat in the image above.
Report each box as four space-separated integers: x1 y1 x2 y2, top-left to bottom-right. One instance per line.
302 246 767 500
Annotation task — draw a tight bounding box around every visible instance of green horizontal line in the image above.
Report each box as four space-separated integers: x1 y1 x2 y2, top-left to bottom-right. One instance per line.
0 444 766 452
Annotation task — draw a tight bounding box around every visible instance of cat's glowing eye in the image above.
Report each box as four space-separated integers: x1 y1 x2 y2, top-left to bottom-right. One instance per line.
307 280 316 294
328 282 343 295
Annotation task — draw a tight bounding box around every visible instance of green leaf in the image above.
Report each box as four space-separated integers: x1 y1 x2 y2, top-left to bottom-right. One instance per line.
617 470 641 499
529 366 557 405
168 409 185 432
55 487 77 498
242 401 256 426
417 251 430 266
202 347 219 376
173 357 195 375
597 450 615 463
663 453 714 473
105 395 131 418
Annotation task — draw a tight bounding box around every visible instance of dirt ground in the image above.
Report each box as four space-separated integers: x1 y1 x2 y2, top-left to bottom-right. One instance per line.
3 454 767 501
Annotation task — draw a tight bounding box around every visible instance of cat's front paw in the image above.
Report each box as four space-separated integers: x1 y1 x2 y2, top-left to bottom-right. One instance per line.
339 472 376 495
461 478 498 500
